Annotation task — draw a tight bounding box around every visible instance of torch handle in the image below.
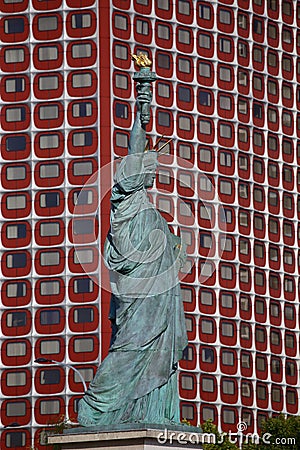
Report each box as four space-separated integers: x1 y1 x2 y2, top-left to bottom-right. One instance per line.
136 81 152 125
133 66 157 127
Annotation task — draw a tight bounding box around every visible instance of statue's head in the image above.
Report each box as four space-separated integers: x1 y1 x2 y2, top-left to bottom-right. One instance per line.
143 151 158 188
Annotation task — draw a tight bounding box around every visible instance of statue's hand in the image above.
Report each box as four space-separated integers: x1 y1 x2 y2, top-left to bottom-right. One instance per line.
136 92 152 111
177 241 187 269
136 91 152 125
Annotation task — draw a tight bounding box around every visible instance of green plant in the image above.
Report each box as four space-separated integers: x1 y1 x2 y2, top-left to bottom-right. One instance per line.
201 420 238 450
243 415 300 450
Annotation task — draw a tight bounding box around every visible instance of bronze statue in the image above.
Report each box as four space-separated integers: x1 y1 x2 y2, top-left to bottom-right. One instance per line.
78 54 187 427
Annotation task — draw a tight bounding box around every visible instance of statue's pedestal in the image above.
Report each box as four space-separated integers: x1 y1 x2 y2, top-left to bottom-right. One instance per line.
47 424 203 450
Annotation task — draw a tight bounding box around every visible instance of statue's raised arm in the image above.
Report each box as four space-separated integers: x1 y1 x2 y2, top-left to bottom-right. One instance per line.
128 53 156 155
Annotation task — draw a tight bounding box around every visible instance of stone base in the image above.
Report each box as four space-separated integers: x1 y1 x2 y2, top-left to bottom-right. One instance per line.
47 423 204 450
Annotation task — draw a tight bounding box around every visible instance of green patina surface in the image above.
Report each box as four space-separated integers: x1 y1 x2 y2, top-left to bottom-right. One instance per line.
77 65 188 428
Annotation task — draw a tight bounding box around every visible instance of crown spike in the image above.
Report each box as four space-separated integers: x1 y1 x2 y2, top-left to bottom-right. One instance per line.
153 135 165 150
144 139 150 152
157 138 172 154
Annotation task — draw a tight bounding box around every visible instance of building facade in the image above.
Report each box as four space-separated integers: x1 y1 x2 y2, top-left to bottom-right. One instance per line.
0 0 300 448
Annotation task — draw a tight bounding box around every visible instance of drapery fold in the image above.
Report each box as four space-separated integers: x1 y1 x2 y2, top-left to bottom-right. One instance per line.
78 154 187 427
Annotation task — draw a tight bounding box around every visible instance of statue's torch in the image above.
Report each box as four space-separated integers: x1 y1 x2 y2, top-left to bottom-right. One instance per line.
132 53 157 127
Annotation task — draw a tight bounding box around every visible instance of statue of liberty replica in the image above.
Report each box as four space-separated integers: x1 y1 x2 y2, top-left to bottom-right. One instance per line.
78 54 188 427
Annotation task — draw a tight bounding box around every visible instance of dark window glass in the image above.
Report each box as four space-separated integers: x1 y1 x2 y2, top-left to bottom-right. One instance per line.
202 347 215 363
253 103 262 119
5 432 26 448
41 368 61 385
115 103 128 119
74 278 92 293
178 86 191 102
199 91 211 106
6 136 27 152
42 193 59 207
7 311 26 327
5 18 24 34
9 253 27 268
74 308 93 323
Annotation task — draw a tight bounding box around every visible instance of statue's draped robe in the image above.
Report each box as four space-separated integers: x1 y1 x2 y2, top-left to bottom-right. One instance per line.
78 154 188 426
